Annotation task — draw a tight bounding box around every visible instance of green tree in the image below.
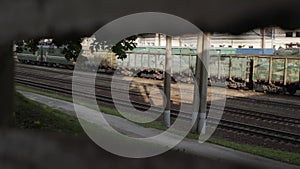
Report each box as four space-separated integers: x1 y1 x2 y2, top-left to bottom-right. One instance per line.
111 35 137 60
14 35 138 61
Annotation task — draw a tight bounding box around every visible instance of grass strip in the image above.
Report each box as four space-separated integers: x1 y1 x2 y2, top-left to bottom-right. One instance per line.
16 85 300 166
15 91 84 135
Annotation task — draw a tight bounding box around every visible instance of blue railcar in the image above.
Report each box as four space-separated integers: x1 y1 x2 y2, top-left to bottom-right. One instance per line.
236 48 275 55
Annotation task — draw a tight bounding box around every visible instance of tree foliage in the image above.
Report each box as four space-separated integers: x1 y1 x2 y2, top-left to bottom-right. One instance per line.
14 35 138 61
111 35 137 60
51 39 82 61
15 39 39 54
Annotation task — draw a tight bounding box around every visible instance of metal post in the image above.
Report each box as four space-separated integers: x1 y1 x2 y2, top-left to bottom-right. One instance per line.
298 63 300 88
229 56 232 80
191 33 203 132
268 57 273 84
217 55 221 80
40 45 44 62
141 54 144 68
158 34 161 46
271 27 275 48
110 53 113 68
189 55 192 77
198 33 210 134
249 58 255 90
148 54 150 68
163 36 172 127
283 57 288 86
179 36 182 47
179 55 182 76
191 32 210 134
127 54 131 67
261 28 265 49
134 54 137 70
155 55 158 69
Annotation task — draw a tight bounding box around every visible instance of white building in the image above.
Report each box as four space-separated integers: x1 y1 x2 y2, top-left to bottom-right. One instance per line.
136 28 300 49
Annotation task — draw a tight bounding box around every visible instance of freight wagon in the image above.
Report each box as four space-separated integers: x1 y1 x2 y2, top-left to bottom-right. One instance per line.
118 47 299 94
16 45 300 94
16 46 116 70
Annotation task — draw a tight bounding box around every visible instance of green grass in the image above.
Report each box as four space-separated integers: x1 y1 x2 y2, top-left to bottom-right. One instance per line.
16 85 73 102
16 85 120 117
139 118 300 165
16 85 300 165
208 138 300 166
15 91 84 135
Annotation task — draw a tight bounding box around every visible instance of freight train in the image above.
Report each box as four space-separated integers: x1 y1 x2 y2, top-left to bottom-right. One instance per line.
15 46 300 95
15 45 116 70
16 45 75 68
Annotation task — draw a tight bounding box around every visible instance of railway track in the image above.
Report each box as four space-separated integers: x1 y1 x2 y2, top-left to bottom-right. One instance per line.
15 68 300 127
15 77 300 146
16 62 300 103
16 62 299 96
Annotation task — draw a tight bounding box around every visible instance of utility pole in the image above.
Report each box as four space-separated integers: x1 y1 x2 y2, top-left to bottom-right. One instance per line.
228 56 232 80
192 32 210 134
261 28 265 49
283 57 288 86
158 33 161 46
198 33 210 134
163 35 172 127
40 43 44 63
268 57 273 84
179 36 182 47
191 33 202 132
271 27 275 48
